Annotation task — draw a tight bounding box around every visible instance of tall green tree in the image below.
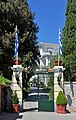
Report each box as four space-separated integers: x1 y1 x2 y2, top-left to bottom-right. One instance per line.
0 0 40 79
62 0 76 81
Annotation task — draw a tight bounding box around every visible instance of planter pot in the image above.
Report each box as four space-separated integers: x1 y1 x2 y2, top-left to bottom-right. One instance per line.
56 104 67 114
12 104 20 113
14 59 21 65
55 60 62 66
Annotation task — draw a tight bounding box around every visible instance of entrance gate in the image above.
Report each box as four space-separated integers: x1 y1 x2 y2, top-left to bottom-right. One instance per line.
34 71 54 112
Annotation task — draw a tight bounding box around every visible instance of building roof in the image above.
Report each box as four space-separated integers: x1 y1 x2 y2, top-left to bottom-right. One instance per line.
40 42 58 48
39 42 59 55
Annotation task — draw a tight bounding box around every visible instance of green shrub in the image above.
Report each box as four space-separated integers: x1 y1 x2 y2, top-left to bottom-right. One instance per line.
0 76 10 85
12 91 19 104
56 90 67 105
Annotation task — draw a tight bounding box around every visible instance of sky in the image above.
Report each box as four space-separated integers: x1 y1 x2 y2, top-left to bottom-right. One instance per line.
28 0 68 45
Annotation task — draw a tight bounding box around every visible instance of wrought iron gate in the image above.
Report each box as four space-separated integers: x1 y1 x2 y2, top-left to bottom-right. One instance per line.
34 70 54 112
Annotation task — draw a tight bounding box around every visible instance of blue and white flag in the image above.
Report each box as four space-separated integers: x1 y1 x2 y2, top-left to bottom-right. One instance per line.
14 25 19 59
59 28 62 55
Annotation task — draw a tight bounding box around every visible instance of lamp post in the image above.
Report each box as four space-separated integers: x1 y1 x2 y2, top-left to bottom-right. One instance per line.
24 67 29 78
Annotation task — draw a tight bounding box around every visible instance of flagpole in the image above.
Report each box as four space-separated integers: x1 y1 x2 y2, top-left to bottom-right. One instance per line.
58 28 60 68
16 25 18 65
58 27 62 74
15 25 19 65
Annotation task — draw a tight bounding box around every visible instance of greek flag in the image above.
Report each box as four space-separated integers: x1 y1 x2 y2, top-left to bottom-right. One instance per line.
59 28 62 55
14 25 19 58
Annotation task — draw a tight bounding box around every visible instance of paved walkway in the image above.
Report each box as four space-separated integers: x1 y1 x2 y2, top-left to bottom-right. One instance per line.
0 87 76 120
18 112 76 120
0 111 76 120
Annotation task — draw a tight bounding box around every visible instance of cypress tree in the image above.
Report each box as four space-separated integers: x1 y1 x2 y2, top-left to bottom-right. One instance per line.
62 0 76 81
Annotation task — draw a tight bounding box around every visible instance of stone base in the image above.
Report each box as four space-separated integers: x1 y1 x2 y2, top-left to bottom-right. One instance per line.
67 105 76 112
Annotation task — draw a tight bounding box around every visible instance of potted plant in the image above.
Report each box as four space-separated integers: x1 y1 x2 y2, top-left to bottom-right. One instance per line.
12 91 20 113
56 90 68 114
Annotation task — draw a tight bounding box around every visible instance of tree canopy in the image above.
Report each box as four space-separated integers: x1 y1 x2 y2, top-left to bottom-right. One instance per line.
0 0 40 79
62 0 76 81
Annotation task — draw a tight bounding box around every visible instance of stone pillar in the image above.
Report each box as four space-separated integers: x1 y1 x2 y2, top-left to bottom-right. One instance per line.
53 66 65 111
12 65 23 107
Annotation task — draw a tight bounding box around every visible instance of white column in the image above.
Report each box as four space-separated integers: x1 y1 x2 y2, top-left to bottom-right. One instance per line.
40 59 44 66
40 47 44 56
46 57 48 66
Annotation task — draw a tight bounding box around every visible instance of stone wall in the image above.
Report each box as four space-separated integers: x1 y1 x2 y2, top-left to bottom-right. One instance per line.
1 88 6 112
1 87 12 112
64 81 76 112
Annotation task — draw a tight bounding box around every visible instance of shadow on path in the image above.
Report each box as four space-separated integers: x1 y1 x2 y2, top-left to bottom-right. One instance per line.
22 107 38 112
0 112 23 120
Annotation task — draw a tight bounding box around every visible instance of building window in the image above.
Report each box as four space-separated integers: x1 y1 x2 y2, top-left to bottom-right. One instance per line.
47 48 52 54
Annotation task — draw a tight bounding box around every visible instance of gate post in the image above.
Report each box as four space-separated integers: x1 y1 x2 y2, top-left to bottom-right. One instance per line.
53 66 65 111
11 65 23 109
